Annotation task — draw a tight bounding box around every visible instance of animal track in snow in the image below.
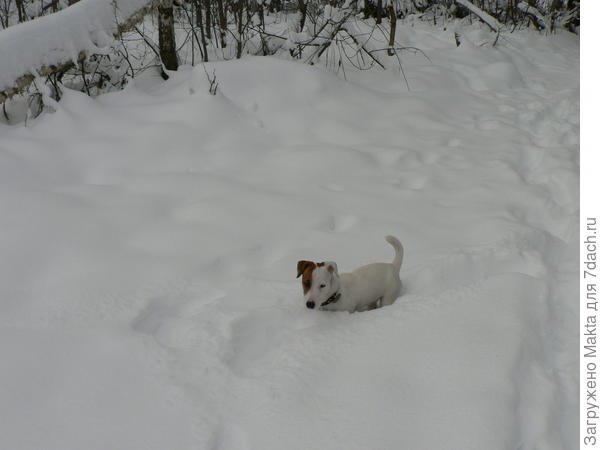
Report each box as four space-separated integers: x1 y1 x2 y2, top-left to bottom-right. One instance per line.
498 104 516 114
209 423 251 450
318 214 359 232
225 307 291 376
131 286 227 349
320 183 345 192
447 138 462 148
408 242 547 298
392 174 428 190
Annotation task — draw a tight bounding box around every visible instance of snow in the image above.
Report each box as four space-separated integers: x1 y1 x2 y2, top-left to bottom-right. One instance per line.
0 23 578 450
0 0 152 95
455 0 502 33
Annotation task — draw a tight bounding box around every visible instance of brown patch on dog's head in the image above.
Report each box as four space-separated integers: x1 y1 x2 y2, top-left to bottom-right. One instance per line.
296 260 315 278
297 260 317 294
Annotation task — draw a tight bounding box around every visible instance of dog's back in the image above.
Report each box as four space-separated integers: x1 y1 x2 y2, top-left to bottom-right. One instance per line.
339 236 403 310
341 263 398 302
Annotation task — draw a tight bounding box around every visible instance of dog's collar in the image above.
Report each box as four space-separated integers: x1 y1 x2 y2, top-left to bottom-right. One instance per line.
320 291 341 308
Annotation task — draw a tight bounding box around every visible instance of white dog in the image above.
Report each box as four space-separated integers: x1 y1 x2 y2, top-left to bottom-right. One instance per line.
296 236 404 312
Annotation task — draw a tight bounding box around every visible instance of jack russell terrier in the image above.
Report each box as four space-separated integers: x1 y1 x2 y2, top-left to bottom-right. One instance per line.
296 236 404 312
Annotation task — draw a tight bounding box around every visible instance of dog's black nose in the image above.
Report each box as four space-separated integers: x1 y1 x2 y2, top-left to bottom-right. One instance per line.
306 301 315 309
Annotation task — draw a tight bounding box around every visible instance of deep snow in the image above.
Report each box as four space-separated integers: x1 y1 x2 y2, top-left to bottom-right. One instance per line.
0 24 578 450
0 0 152 95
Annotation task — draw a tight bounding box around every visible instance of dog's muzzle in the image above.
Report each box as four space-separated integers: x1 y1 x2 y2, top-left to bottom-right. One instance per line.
306 301 315 309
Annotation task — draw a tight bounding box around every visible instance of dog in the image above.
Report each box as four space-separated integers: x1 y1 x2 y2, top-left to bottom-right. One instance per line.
296 236 403 312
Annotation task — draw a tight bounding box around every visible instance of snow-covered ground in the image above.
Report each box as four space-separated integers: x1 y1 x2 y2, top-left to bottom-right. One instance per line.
0 0 152 96
0 23 578 450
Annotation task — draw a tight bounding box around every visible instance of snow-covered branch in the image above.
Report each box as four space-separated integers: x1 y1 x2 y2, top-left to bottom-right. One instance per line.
517 1 546 30
0 0 156 102
455 0 501 33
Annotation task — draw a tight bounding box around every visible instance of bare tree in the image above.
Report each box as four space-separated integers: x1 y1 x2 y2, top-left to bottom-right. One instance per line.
216 0 227 47
375 0 382 24
192 0 209 61
0 0 12 28
297 0 307 31
15 0 25 22
158 0 179 71
204 0 211 39
387 3 396 56
233 0 245 58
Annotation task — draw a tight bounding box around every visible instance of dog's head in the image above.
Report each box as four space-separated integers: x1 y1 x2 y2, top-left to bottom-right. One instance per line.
296 260 340 309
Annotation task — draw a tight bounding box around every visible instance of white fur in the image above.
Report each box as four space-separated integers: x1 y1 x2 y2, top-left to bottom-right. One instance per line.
304 236 403 312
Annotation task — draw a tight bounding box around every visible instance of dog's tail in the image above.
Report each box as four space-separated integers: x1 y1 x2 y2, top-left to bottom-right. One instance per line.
385 235 404 271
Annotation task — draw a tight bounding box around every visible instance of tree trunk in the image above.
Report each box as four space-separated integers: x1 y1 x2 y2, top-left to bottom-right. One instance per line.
235 0 244 59
204 0 212 40
195 0 209 61
387 4 396 55
195 0 202 27
297 0 307 31
16 0 26 22
216 0 227 47
158 0 179 71
375 0 382 24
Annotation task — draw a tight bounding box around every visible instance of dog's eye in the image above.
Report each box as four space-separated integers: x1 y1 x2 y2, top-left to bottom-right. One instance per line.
320 284 326 289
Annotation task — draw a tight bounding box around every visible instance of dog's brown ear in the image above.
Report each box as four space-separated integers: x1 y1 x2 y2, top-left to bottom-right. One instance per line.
297 260 315 278
325 262 338 276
